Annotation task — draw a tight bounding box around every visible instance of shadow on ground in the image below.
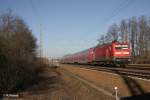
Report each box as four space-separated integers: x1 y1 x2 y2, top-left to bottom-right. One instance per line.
110 68 150 100
0 94 3 100
28 76 61 93
25 69 63 95
121 93 150 100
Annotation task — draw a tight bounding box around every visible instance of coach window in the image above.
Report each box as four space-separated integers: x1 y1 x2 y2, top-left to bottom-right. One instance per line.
115 45 128 50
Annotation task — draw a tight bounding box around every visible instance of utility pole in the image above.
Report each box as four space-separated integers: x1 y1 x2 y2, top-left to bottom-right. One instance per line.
40 24 43 60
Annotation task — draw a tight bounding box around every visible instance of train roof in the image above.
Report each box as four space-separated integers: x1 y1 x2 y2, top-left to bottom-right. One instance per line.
63 47 95 58
96 41 129 47
73 47 94 55
62 41 129 58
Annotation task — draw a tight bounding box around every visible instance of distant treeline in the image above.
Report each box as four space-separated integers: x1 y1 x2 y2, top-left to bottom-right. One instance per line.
98 16 150 63
0 11 43 94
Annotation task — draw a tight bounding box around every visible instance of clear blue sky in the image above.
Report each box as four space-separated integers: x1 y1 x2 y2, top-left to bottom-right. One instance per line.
0 0 150 58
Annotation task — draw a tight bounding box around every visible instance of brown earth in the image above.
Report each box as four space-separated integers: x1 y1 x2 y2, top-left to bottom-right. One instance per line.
61 64 150 98
2 66 114 100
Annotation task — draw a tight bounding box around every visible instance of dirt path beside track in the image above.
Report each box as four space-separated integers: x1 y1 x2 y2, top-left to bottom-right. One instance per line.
2 66 114 100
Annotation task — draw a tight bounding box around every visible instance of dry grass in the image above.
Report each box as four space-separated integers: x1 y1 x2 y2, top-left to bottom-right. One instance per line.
2 66 114 100
61 64 150 97
60 69 114 100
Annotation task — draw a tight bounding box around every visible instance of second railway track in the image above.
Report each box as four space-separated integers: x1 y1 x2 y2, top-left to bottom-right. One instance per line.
66 64 150 80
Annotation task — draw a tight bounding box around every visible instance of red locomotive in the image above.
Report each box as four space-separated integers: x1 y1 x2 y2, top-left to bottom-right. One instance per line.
62 41 131 66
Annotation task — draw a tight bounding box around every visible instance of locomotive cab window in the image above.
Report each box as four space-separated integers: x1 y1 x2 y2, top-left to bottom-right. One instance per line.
115 45 128 50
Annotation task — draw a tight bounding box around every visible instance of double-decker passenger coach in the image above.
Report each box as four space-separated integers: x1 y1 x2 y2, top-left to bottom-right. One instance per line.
62 41 131 66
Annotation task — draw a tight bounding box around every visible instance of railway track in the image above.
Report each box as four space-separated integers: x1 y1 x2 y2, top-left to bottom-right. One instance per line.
126 64 150 70
67 64 150 80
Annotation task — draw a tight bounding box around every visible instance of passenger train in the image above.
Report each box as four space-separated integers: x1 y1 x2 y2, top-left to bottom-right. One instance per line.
62 41 131 66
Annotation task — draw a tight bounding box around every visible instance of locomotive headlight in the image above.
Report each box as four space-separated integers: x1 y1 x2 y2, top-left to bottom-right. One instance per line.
115 52 129 54
128 59 131 61
115 52 121 54
123 52 129 54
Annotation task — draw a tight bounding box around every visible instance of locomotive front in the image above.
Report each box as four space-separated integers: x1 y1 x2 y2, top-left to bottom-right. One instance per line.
112 42 131 65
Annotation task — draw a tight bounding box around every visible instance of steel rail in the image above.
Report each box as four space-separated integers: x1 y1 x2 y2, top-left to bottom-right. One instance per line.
70 64 150 80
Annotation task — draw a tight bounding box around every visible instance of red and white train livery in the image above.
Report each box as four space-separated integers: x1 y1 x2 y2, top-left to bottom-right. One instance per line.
62 41 131 66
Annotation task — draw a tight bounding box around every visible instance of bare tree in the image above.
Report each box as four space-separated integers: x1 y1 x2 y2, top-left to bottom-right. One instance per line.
128 17 138 59
0 11 39 93
139 16 148 57
98 15 150 63
120 20 128 42
107 24 119 41
97 34 105 45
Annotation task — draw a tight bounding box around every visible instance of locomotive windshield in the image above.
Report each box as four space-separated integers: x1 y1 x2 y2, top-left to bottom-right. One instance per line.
115 44 128 50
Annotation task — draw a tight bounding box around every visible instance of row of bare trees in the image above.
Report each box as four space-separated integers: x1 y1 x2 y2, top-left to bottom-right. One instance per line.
0 11 42 94
98 16 150 63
